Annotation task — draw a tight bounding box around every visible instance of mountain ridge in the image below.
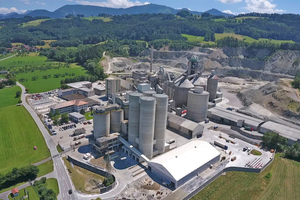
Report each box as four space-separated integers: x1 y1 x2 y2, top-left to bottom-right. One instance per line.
0 4 233 19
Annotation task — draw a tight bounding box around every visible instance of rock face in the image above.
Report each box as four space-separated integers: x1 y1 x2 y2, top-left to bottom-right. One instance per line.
141 47 300 76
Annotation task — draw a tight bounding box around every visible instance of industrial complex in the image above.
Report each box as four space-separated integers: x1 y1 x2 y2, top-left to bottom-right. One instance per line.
22 50 299 200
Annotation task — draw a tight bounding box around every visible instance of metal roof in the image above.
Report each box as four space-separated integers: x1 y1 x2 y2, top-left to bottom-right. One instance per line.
261 121 300 141
208 107 264 127
69 112 85 119
149 140 220 181
175 78 194 88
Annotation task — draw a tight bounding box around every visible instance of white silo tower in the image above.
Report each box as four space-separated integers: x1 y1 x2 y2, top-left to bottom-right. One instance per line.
192 74 207 91
153 94 168 154
186 87 209 123
93 108 110 139
128 92 143 148
139 96 156 159
110 109 124 132
207 74 219 102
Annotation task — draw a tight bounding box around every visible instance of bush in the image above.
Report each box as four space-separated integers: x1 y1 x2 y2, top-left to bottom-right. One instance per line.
15 91 21 98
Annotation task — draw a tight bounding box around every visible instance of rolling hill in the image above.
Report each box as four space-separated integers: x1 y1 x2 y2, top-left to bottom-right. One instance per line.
0 4 233 19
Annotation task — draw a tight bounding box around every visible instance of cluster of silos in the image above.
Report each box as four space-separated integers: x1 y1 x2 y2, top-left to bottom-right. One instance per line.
186 87 209 123
128 92 168 158
191 73 207 91
93 105 124 139
174 77 194 107
207 74 219 102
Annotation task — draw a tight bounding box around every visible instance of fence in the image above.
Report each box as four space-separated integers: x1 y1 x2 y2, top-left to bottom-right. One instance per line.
67 156 117 194
183 153 275 200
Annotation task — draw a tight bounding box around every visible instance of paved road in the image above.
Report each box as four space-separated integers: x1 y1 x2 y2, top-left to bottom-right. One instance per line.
17 82 77 200
0 54 16 62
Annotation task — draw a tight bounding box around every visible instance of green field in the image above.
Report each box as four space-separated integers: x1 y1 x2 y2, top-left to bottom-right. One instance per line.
46 178 59 196
21 19 51 27
192 154 300 200
16 65 88 93
235 16 264 23
0 86 21 109
84 16 112 22
0 54 89 93
8 186 39 200
0 87 51 174
181 34 214 45
37 160 54 177
182 33 295 45
213 18 227 22
0 53 16 60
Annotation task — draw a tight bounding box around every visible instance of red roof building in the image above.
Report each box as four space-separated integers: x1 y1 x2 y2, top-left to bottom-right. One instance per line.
11 188 19 197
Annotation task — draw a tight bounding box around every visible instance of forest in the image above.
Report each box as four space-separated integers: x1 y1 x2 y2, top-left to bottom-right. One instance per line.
2 12 300 49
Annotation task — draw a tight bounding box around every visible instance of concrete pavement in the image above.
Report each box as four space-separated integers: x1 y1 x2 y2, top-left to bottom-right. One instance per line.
17 82 77 200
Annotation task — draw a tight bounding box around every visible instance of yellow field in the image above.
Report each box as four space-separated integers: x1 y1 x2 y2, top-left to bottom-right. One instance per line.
235 16 264 23
11 43 24 46
36 40 57 49
21 19 50 27
84 16 112 22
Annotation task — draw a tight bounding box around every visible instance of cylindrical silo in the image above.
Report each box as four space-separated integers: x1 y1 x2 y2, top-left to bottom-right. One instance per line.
128 93 143 148
186 87 209 123
123 106 129 120
174 78 194 107
93 109 110 138
110 109 124 132
143 90 156 97
192 76 207 91
153 94 168 154
207 75 219 102
139 96 156 159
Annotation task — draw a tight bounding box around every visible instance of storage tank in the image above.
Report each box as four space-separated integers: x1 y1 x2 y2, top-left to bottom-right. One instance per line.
153 94 168 154
132 70 147 80
192 75 207 91
174 77 194 107
128 93 143 148
186 87 209 123
139 96 156 159
93 108 110 138
110 109 124 132
207 74 219 102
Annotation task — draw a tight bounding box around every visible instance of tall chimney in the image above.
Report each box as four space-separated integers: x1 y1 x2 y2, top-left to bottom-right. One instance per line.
150 46 153 73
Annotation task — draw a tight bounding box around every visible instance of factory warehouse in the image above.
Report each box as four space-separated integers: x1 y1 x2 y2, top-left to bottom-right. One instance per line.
148 140 221 188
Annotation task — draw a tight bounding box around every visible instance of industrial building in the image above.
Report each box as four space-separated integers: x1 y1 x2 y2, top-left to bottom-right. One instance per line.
69 112 86 123
128 92 168 159
93 133 121 155
93 104 124 139
167 113 204 138
106 78 121 98
50 100 88 114
260 121 300 145
148 140 221 188
186 87 209 122
207 107 264 130
207 73 219 102
66 81 95 97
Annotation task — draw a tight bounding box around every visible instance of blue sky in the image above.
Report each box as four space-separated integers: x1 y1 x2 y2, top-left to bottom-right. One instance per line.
0 0 298 15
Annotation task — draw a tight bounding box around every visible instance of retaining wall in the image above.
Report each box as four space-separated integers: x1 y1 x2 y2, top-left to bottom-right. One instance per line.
67 156 117 194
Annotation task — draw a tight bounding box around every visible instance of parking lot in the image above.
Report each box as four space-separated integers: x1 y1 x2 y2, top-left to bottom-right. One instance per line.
51 121 93 151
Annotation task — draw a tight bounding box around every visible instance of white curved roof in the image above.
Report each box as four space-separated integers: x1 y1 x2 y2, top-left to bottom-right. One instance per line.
149 140 220 181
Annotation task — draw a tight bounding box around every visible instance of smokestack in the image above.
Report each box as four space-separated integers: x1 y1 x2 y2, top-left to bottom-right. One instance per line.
150 46 153 73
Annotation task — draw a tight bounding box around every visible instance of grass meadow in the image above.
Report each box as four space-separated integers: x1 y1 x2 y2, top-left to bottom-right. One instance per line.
192 154 300 200
0 87 50 175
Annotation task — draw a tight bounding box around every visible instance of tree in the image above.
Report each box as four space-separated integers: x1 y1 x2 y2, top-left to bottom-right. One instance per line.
263 132 287 151
18 99 22 104
60 113 69 124
15 91 21 98
80 109 85 115
25 88 29 93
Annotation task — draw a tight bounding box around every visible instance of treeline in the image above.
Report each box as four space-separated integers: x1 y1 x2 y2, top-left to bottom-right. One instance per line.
263 132 300 161
0 73 16 89
0 165 39 190
292 71 300 89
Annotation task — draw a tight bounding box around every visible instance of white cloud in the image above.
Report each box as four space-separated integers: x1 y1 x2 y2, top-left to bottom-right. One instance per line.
245 0 285 13
0 7 27 14
223 10 236 15
217 0 242 3
36 1 46 5
76 0 150 8
20 0 30 5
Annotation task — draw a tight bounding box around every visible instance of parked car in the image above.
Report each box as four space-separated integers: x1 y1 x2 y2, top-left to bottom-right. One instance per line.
243 147 248 152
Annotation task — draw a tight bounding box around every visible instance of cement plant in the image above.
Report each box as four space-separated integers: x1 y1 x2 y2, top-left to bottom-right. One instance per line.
12 45 300 200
